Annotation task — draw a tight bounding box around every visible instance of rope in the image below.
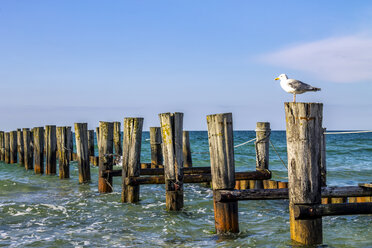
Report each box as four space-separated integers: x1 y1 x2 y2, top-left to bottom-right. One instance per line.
324 130 372 135
269 140 287 170
234 138 257 148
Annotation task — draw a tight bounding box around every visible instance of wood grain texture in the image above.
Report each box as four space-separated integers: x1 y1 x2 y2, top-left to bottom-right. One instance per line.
4 132 10 164
121 117 143 203
87 130 95 158
23 128 33 170
75 123 91 183
0 131 4 161
9 131 17 164
285 102 323 245
183 131 192 168
33 127 44 174
255 122 270 189
45 125 57 175
113 122 122 156
67 127 73 161
98 122 114 193
57 127 69 179
320 128 327 187
150 127 163 168
17 129 24 165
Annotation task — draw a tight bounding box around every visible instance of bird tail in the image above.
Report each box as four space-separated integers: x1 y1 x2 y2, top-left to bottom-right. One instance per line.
311 87 321 91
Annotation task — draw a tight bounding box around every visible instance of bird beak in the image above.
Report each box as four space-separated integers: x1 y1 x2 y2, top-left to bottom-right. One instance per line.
274 77 279 80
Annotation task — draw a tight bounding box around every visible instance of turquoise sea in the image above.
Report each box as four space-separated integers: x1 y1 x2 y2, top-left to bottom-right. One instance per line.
0 131 371 247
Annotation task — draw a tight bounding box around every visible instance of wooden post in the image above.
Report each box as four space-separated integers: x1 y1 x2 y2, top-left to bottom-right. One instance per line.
320 128 326 187
23 128 33 170
96 127 100 152
67 127 73 161
0 131 4 161
57 127 70 179
33 127 44 174
255 122 270 189
150 127 163 168
17 129 24 165
183 131 193 168
159 112 184 211
87 130 95 157
207 113 239 233
98 122 114 193
75 123 91 183
113 122 122 156
10 131 17 164
285 102 323 245
45 125 57 175
4 132 10 164
121 118 143 203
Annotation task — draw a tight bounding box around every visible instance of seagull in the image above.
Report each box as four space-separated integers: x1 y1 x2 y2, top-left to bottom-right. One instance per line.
275 74 321 102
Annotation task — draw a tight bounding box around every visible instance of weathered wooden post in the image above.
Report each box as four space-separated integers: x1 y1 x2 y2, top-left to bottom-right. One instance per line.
67 127 73 161
75 123 91 183
57 127 70 179
121 118 143 203
33 127 45 174
96 127 100 151
4 132 10 164
285 102 323 245
0 131 4 161
183 131 193 168
45 125 57 175
17 129 24 165
87 130 95 157
255 122 270 189
10 131 17 164
98 122 114 193
159 112 184 211
23 128 33 170
150 127 163 168
113 121 122 156
207 113 239 233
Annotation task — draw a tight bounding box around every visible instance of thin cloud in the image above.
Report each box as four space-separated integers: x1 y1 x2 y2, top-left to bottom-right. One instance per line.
259 34 372 83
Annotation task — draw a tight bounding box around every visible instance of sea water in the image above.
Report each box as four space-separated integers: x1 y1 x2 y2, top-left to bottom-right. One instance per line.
0 131 371 247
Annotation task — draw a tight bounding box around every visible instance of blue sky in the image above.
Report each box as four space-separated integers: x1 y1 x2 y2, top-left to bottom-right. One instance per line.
1 1 372 131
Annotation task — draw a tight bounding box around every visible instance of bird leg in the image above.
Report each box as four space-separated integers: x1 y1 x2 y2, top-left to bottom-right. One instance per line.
293 94 296 102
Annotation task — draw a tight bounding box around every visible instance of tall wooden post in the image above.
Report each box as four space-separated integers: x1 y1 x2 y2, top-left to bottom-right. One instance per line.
0 131 4 161
17 129 24 165
67 127 73 161
75 123 91 183
121 118 143 203
98 122 114 193
23 128 34 170
10 131 17 164
150 127 163 168
33 127 44 174
183 131 193 168
320 128 327 187
87 130 95 157
255 122 270 189
285 102 323 245
207 113 239 234
4 132 10 164
113 122 122 156
57 127 70 179
96 127 100 153
159 112 184 211
45 125 57 175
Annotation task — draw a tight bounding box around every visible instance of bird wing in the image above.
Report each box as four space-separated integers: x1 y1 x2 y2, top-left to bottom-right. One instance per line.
287 79 314 91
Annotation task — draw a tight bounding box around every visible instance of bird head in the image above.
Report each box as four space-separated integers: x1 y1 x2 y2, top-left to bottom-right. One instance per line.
274 74 288 81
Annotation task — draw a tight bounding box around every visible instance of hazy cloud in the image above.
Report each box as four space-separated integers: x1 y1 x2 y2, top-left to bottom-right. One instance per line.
260 34 372 83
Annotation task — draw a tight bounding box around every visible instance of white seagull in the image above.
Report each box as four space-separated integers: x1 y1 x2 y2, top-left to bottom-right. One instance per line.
275 74 321 102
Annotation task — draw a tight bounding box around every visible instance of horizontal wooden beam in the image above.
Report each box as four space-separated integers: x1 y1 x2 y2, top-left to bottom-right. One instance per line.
102 166 213 177
216 186 372 202
294 203 372 220
125 170 271 186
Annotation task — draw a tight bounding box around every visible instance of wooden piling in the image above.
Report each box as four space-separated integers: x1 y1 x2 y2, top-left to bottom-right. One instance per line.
98 122 114 193
23 128 33 170
57 127 70 179
183 131 192 168
150 127 163 169
45 125 57 175
75 123 91 183
121 118 143 203
67 127 73 161
255 122 270 189
0 131 4 161
33 127 44 174
96 127 100 153
321 128 327 187
87 130 95 158
17 129 24 165
113 122 122 156
10 131 17 164
207 113 239 234
159 112 184 211
285 102 323 245
4 132 10 164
